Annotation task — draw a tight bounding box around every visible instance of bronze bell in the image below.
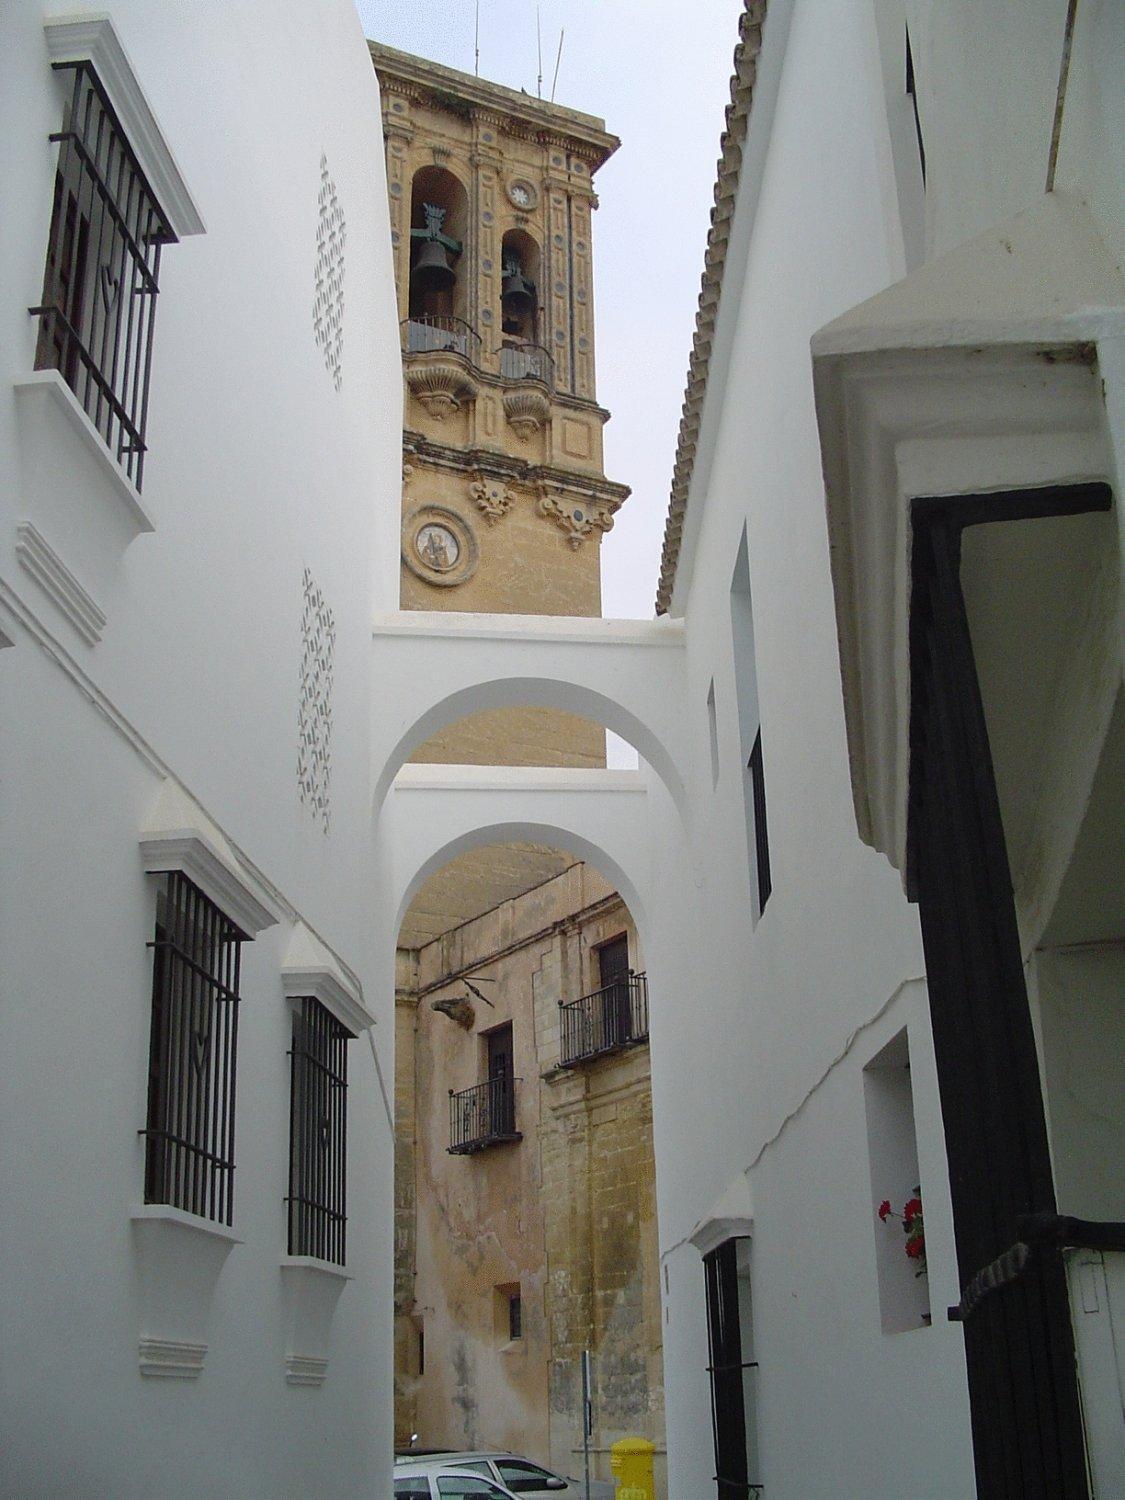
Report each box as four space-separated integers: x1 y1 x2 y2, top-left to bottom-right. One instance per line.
501 266 535 326
412 237 456 292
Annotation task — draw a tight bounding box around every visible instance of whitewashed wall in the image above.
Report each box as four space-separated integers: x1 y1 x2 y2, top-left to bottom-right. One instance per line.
649 1 1123 1496
0 2 402 1493
652 0 971 1492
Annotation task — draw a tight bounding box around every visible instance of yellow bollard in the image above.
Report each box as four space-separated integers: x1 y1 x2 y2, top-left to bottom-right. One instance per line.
610 1436 655 1500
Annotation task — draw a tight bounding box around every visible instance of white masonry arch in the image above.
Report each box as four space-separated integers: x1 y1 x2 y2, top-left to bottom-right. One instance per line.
370 614 691 822
393 814 653 947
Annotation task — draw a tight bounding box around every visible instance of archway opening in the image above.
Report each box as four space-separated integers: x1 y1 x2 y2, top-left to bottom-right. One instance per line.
392 832 665 1489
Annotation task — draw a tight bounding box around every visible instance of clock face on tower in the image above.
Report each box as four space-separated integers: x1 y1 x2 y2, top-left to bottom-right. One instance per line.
507 179 536 210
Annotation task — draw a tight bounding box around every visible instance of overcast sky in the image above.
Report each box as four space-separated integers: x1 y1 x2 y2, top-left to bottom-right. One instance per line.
355 0 745 620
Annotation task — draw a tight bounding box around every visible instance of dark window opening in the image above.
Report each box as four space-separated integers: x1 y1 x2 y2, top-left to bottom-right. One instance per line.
906 30 926 185
704 1238 761 1499
143 872 245 1226
486 1022 516 1138
749 730 771 915
31 60 174 491
288 995 351 1266
508 1290 522 1342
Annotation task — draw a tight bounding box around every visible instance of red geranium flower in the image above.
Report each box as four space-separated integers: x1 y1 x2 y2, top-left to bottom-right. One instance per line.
878 1199 892 1222
903 1197 923 1220
906 1235 925 1259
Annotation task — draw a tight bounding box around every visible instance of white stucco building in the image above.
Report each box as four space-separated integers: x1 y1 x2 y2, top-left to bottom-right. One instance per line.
1 2 402 1492
3 1 1122 1496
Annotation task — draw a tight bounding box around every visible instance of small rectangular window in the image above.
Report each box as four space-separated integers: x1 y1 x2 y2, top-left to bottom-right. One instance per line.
31 61 174 490
143 872 245 1226
288 996 352 1266
748 730 771 914
509 1290 522 1341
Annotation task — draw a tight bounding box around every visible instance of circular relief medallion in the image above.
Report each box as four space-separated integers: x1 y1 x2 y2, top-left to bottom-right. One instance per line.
507 178 538 211
415 524 459 572
402 505 479 589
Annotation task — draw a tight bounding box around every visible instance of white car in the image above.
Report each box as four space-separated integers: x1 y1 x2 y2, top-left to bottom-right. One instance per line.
393 1465 520 1500
394 1452 615 1499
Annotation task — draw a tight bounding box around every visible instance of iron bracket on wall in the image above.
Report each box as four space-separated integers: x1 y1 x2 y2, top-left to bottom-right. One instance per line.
948 1214 1125 1323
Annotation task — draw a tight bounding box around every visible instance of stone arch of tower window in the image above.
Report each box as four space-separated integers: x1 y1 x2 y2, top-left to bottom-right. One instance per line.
499 227 542 347
408 164 469 324
372 675 691 828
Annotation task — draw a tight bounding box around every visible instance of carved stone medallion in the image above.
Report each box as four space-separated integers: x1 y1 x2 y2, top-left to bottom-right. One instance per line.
402 505 479 587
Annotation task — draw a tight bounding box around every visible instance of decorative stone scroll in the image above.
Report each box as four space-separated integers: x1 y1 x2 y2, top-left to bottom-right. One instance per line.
537 488 615 549
502 385 551 440
469 475 515 526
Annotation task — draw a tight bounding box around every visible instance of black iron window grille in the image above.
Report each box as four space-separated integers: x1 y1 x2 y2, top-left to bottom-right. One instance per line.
287 996 351 1266
448 1076 521 1154
30 60 174 491
559 971 649 1067
142 872 246 1226
704 1238 763 1499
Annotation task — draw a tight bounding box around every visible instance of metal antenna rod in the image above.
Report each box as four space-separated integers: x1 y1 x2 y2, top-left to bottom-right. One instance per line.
475 0 480 76
550 28 564 103
537 5 543 98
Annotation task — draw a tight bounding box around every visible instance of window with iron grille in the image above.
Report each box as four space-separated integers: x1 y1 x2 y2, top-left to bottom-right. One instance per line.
288 996 351 1265
31 60 174 491
704 1238 762 1498
143 872 246 1226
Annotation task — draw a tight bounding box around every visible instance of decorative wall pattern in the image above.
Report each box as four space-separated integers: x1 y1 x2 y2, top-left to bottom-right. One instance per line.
313 154 346 391
298 568 335 832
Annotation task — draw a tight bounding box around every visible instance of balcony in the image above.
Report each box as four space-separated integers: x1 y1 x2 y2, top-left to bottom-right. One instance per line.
403 314 481 362
499 341 554 390
559 972 649 1067
448 1076 522 1155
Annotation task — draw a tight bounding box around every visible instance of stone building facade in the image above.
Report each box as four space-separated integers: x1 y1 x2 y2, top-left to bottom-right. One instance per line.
370 43 665 1485
395 866 665 1490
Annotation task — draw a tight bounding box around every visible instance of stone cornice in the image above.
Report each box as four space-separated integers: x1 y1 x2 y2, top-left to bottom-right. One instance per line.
656 1 766 615
369 42 619 173
402 434 630 508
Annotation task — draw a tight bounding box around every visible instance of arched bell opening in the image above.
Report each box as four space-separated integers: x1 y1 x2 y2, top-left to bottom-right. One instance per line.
408 166 469 327
499 229 540 343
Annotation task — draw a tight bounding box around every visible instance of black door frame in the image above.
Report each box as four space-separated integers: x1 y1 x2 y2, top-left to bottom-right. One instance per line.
906 481 1111 1498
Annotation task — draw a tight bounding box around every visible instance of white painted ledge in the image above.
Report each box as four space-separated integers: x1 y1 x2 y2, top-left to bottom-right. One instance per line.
280 1258 351 1387
13 371 155 538
44 14 205 238
282 921 374 1035
15 522 106 645
392 764 647 794
131 1206 241 1379
140 778 280 936
372 610 685 647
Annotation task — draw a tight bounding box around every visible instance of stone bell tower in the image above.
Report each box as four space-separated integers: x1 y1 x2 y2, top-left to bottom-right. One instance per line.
370 43 629 768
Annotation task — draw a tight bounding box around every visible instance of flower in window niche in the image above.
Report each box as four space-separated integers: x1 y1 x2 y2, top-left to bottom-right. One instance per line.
879 1187 927 1276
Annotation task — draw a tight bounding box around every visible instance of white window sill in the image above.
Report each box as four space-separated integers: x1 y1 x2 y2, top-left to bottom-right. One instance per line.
130 1203 243 1246
13 370 155 538
280 1254 352 1282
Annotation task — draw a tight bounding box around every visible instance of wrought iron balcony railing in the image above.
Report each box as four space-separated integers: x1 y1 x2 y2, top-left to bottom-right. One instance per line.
403 314 481 363
499 340 554 388
559 972 649 1068
448 1075 521 1155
